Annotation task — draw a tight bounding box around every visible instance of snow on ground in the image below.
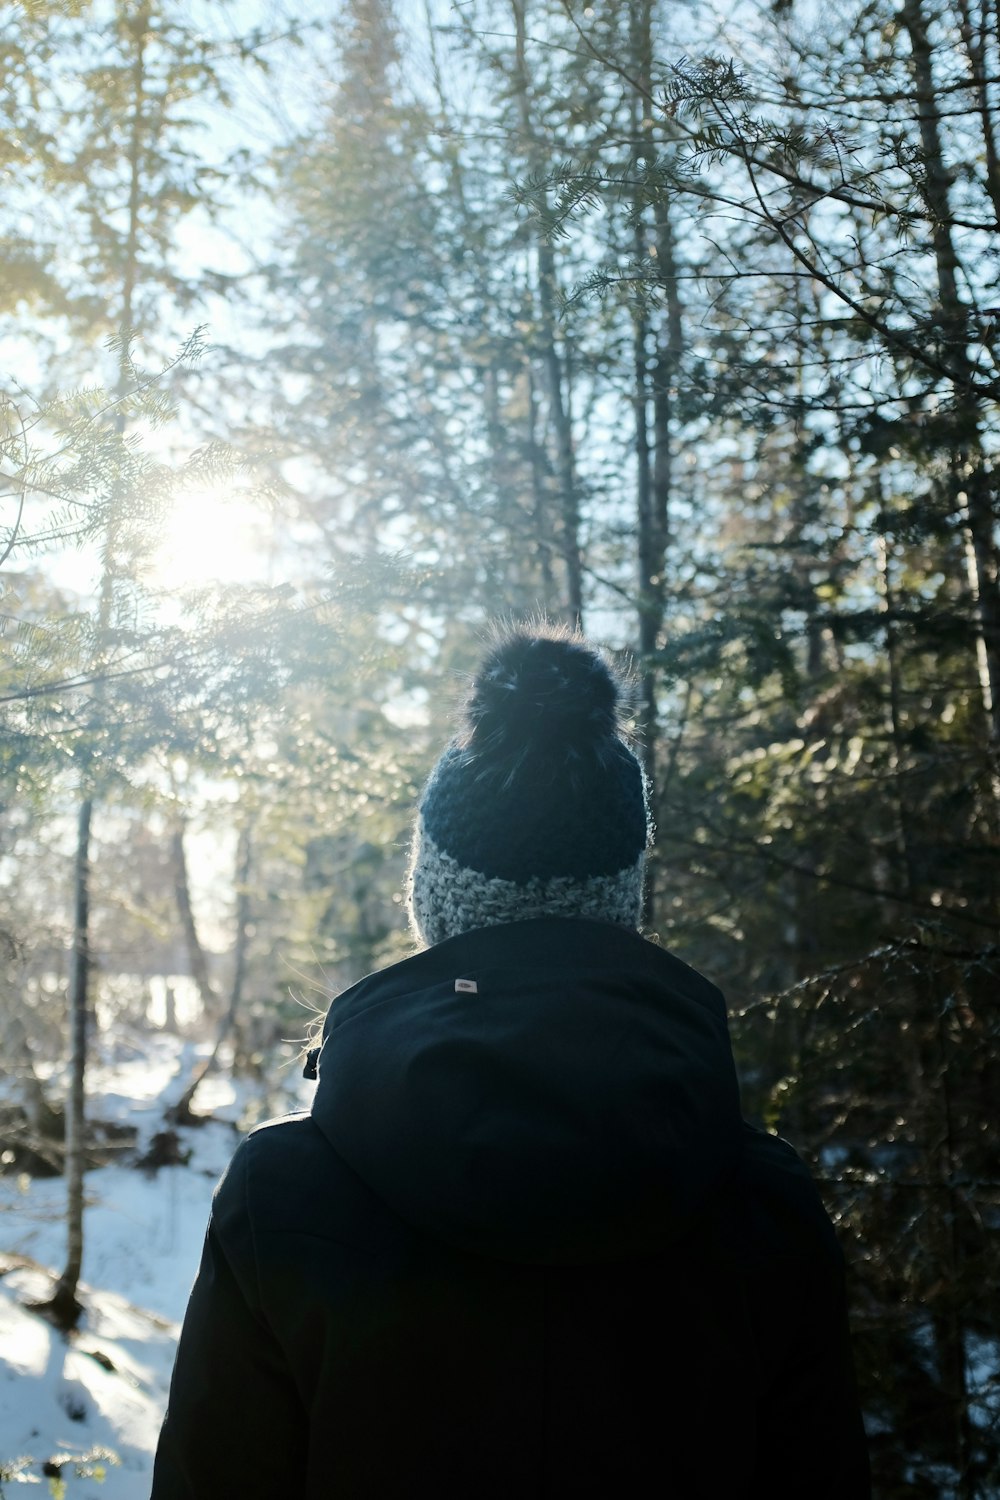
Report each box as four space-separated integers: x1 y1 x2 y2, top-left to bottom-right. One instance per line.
0 1261 177 1497
0 1029 313 1497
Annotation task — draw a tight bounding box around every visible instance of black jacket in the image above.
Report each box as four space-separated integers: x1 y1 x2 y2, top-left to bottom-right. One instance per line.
151 918 870 1498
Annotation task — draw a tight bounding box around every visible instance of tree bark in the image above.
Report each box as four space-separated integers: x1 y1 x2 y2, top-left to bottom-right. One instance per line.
877 528 922 902
629 0 679 927
901 0 1000 752
956 0 1000 225
511 0 583 627
227 822 253 1066
167 821 252 1124
45 798 92 1329
527 361 558 608
170 819 221 1021
42 4 153 1331
893 21 986 1479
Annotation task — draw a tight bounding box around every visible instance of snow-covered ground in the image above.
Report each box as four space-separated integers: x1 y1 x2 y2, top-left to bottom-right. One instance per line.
0 1030 312 1498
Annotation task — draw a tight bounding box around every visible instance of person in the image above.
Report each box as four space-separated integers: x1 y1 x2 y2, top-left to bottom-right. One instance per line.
150 626 871 1499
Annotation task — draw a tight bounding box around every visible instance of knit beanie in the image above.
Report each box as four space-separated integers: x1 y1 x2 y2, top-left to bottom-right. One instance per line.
408 629 651 947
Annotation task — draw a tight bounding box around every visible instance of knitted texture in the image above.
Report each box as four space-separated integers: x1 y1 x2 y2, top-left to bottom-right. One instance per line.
409 833 646 949
408 631 650 945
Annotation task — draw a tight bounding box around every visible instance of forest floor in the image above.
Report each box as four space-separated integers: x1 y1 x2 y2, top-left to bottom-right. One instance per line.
0 1029 311 1498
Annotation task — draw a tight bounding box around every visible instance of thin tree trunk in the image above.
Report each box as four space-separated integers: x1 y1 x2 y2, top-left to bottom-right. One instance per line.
956 473 1000 756
42 5 152 1329
426 0 563 615
629 127 657 925
877 529 922 900
629 0 678 927
45 799 92 1328
928 959 976 1500
537 237 583 627
644 205 681 927
956 0 1000 225
168 821 252 1124
511 0 583 627
118 4 149 349
895 22 982 1479
901 0 1000 752
227 823 253 1065
170 820 221 1020
527 362 557 607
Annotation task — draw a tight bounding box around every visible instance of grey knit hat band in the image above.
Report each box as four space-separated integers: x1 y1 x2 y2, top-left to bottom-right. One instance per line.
407 628 651 948
409 829 646 949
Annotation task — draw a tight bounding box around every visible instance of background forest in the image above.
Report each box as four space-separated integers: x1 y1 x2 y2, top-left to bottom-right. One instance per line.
1 0 998 1495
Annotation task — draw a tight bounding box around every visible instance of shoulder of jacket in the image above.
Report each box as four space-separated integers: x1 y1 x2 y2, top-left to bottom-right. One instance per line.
728 1122 844 1271
228 1109 415 1256
213 1113 322 1218
245 1109 313 1139
238 1110 330 1186
740 1121 827 1193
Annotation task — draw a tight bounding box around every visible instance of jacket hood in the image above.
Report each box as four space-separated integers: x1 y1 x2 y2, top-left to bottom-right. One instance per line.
310 918 743 1265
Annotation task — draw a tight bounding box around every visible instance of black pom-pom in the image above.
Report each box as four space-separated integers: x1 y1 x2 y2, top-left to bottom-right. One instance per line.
463 630 623 770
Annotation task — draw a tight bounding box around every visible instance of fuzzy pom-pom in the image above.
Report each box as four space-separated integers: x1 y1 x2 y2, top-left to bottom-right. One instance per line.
462 630 624 769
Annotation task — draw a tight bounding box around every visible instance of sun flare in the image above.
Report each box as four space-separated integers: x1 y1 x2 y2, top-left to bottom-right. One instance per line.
151 483 272 590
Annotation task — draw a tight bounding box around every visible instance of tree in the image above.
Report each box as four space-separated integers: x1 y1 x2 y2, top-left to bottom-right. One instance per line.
1 0 279 1325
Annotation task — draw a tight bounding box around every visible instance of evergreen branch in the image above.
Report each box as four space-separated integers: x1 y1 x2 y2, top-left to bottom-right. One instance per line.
666 816 999 931
0 396 28 570
0 587 329 707
735 934 999 1018
698 86 994 399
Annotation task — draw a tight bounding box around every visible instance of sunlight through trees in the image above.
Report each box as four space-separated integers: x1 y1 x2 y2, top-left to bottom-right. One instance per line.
2 0 999 1492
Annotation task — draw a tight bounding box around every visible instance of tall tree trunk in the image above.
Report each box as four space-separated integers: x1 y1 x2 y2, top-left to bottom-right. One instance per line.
43 3 152 1329
168 821 253 1124
956 474 1000 773
227 823 253 1067
901 0 1000 753
928 959 976 1500
629 119 657 924
629 0 679 927
537 238 583 627
511 0 583 626
876 528 922 902
46 799 92 1328
896 16 984 1480
170 820 221 1021
527 362 558 608
956 0 1000 225
421 17 549 611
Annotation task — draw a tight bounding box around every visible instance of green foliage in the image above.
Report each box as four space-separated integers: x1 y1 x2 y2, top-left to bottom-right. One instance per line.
736 932 1000 1492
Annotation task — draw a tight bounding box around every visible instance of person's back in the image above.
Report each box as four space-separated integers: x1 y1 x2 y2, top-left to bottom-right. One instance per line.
151 628 870 1498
